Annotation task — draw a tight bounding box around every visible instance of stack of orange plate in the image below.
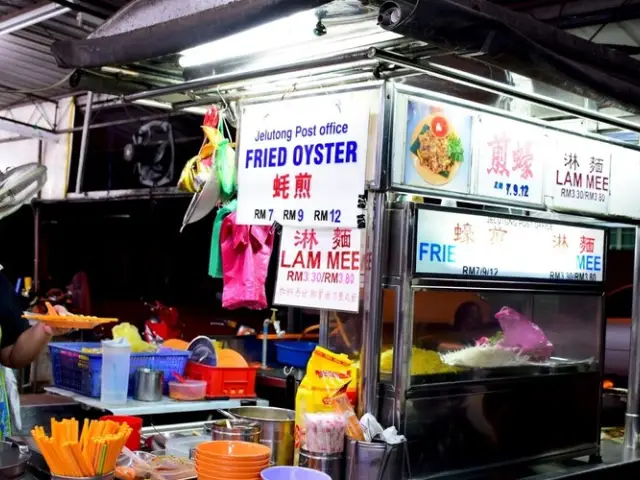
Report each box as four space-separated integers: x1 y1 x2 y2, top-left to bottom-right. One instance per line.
195 440 271 480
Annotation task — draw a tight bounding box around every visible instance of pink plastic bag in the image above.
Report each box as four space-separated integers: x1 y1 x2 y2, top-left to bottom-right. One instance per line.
494 307 553 360
220 212 274 310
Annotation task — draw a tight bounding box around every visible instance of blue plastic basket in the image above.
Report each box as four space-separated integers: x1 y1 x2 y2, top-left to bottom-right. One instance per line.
274 341 317 368
49 342 190 398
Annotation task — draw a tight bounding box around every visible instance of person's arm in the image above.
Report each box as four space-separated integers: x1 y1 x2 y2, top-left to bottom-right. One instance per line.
0 273 55 369
0 323 54 369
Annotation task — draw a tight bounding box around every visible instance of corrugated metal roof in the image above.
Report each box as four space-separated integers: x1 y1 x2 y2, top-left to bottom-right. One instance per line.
0 0 127 109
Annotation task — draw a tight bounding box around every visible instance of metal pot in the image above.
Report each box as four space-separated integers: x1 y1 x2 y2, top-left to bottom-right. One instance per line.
210 419 261 443
0 440 30 478
226 406 295 466
134 368 164 402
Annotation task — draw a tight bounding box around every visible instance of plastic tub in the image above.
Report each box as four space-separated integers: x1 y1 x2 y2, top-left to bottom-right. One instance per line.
185 362 258 398
169 379 207 401
274 342 317 368
261 466 331 480
100 415 142 451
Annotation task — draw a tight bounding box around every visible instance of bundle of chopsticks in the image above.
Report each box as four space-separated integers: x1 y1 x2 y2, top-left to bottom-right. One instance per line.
31 418 132 477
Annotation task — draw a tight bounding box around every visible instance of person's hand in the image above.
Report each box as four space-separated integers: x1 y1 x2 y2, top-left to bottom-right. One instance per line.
34 322 72 338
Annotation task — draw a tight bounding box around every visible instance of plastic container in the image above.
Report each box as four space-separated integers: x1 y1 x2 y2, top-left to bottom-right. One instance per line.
100 340 131 405
169 379 207 401
49 342 190 398
261 466 331 480
185 362 258 398
166 435 210 458
274 342 317 368
100 415 142 451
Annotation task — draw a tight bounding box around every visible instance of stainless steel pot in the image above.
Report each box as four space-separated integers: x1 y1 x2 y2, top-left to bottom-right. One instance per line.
134 368 163 402
210 419 261 443
0 440 30 478
226 406 295 466
299 449 343 480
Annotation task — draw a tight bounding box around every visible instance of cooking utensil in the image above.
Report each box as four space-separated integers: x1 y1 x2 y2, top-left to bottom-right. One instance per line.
187 336 217 366
0 440 30 478
210 419 261 443
173 373 187 383
226 406 295 466
217 409 240 420
134 368 164 402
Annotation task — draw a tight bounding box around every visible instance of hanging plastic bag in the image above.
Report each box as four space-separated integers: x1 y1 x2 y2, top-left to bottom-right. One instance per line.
494 307 553 360
177 107 223 194
203 116 236 200
220 212 274 310
215 140 236 200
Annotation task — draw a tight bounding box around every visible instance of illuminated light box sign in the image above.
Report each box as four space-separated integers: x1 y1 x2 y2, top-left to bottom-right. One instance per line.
545 135 612 215
414 209 605 282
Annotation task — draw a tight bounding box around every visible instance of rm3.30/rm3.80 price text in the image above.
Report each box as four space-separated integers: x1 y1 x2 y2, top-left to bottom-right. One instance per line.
286 271 357 284
254 208 342 223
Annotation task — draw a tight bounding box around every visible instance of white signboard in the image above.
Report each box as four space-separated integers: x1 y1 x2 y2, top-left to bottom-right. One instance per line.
472 114 547 205
607 144 640 219
415 209 605 282
236 93 370 227
545 134 611 214
274 226 361 312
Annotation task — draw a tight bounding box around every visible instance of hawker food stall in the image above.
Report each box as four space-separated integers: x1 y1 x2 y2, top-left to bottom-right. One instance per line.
13 1 640 479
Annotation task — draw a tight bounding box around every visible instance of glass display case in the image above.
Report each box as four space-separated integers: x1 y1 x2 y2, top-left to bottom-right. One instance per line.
409 289 601 384
379 202 607 478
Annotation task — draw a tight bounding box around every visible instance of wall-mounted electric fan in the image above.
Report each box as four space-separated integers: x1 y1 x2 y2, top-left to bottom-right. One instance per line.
0 163 47 220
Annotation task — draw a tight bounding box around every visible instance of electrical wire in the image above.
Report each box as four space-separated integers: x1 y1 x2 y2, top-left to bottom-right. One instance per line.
0 71 74 95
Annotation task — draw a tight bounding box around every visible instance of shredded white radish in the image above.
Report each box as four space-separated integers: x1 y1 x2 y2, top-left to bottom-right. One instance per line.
442 345 529 368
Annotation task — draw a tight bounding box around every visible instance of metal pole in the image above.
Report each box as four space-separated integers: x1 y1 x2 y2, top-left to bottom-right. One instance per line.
358 191 388 417
57 110 189 134
75 91 93 194
624 226 640 449
319 310 329 348
34 139 42 292
369 48 640 135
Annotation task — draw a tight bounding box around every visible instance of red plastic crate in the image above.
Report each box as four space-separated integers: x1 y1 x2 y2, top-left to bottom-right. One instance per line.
185 361 258 398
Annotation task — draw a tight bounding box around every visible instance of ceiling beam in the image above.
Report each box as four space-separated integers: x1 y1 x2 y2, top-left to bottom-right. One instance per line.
553 3 640 29
0 117 59 142
0 1 70 37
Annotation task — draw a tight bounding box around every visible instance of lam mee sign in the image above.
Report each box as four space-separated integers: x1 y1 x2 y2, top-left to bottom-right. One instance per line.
414 208 606 283
274 226 361 312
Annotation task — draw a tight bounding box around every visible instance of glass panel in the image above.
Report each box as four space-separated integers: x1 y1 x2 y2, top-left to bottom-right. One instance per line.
409 289 602 385
379 288 398 383
606 287 632 319
327 310 362 361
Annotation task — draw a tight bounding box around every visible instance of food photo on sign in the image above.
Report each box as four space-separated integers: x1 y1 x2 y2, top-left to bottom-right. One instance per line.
402 97 473 193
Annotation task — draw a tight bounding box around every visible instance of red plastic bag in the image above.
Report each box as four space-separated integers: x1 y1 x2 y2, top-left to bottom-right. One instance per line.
220 212 274 310
494 307 553 360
